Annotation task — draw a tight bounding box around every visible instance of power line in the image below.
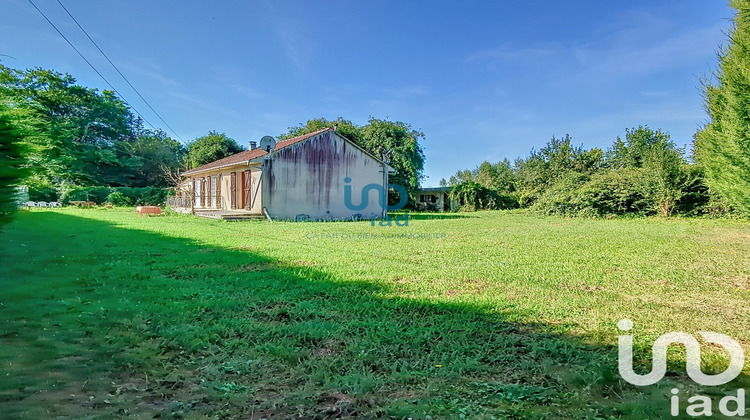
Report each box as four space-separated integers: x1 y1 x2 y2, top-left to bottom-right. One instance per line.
26 0 159 132
54 0 185 143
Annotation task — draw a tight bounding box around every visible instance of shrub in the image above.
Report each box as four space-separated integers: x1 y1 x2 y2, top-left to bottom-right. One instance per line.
449 180 518 211
106 191 132 206
59 186 169 205
60 186 111 204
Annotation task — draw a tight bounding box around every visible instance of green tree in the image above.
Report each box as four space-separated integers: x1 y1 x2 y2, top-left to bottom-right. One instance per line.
129 124 185 187
186 131 243 169
281 117 361 145
0 104 25 227
448 169 474 186
0 65 135 189
358 118 425 195
694 0 750 215
606 126 695 216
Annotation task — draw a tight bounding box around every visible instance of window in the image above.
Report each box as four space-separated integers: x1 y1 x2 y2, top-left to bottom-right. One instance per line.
420 194 438 203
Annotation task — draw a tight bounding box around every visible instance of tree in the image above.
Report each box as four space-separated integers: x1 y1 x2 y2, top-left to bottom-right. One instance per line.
0 104 25 227
607 126 696 216
186 131 243 169
281 117 361 145
448 180 517 211
694 0 750 215
129 129 185 187
448 169 474 186
358 118 425 195
0 65 136 189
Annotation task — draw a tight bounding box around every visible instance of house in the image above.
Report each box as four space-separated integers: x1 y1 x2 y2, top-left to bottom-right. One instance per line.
414 186 452 212
173 128 395 220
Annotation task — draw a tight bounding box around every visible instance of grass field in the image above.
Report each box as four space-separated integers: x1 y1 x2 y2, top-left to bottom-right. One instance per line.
1 208 749 419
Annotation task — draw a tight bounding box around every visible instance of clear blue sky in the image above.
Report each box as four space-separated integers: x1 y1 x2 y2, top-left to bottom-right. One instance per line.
3 0 734 185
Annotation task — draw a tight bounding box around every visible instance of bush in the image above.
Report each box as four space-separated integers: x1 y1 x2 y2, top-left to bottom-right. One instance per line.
449 180 519 211
105 191 132 206
60 186 111 204
578 169 653 216
59 186 169 205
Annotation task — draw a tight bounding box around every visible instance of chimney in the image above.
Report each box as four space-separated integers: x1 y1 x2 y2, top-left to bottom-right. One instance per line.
249 141 257 150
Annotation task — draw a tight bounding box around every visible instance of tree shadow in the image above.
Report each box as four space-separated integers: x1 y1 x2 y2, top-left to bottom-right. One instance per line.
0 212 745 419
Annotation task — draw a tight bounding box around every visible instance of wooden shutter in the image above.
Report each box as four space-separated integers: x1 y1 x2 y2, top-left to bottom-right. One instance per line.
200 177 206 207
192 178 197 207
230 172 237 209
243 170 252 210
216 173 222 208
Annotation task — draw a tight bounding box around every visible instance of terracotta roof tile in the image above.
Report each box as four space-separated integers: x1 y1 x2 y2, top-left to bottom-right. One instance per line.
182 128 331 175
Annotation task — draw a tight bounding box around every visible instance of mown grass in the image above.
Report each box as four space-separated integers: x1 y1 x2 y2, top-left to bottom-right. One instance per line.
1 208 749 418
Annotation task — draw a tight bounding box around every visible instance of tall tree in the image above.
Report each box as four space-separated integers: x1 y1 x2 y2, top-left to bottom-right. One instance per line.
0 104 26 227
694 0 750 215
281 117 361 145
358 117 425 195
186 131 243 168
0 65 135 188
129 128 185 187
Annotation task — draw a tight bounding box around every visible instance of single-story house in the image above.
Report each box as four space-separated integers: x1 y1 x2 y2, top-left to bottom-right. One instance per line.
174 128 395 220
414 186 452 212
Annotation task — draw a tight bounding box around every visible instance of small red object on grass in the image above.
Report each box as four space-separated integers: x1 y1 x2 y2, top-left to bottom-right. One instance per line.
136 206 162 216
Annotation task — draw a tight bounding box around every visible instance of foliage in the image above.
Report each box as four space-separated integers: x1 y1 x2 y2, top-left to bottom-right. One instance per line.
694 0 750 216
449 128 711 217
129 126 186 187
280 117 426 198
186 130 243 169
282 117 362 145
449 180 518 211
448 160 516 193
0 65 135 186
60 186 169 205
0 104 25 227
0 65 188 191
105 191 133 206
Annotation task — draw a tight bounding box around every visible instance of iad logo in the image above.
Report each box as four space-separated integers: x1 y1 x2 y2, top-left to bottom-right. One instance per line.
343 177 409 226
617 319 747 417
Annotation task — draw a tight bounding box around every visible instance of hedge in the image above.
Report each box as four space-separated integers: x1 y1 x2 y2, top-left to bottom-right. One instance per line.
58 186 170 206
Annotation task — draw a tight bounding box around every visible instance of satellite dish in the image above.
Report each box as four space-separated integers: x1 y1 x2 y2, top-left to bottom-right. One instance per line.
259 136 276 152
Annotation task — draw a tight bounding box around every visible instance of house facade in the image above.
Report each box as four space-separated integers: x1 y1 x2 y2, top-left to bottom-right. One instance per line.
414 186 452 212
175 128 394 220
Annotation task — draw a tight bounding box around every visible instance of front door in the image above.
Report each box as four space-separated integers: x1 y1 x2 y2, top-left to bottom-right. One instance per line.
243 170 252 210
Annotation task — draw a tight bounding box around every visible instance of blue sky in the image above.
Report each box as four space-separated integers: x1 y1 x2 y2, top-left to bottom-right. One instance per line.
2 0 734 185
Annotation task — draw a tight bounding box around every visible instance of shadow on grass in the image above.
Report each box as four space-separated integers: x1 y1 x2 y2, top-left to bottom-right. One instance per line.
0 212 745 419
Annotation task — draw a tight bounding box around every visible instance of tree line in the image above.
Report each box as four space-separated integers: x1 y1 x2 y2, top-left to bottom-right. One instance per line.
441 127 714 216
443 0 750 217
0 64 426 225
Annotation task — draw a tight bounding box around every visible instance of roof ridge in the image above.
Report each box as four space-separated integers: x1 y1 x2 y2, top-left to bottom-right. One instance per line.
182 127 333 175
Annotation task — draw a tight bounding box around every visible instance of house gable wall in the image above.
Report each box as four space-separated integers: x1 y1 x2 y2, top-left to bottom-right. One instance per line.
263 131 384 220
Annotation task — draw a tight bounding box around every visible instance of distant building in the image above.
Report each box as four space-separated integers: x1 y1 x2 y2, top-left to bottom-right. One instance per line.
173 128 395 221
414 186 452 212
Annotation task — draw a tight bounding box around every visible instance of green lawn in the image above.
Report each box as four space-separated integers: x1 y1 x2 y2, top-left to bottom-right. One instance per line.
1 208 749 418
